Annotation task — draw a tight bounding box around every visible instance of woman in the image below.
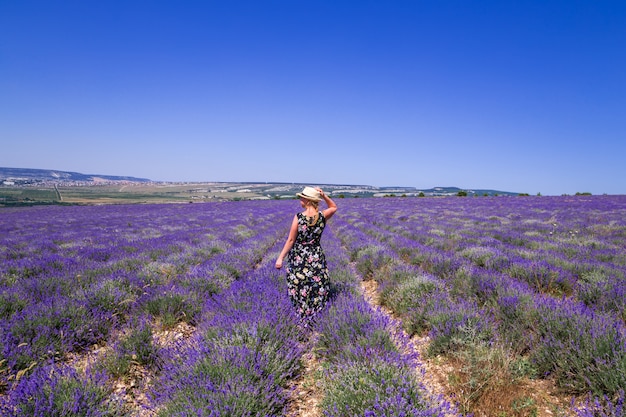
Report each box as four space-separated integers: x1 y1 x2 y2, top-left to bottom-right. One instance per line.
276 186 337 319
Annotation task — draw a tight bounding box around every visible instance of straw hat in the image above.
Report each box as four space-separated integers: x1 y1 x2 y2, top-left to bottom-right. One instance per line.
296 186 321 202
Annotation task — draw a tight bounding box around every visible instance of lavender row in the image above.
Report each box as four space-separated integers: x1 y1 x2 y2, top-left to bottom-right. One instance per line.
312 223 457 416
151 240 304 415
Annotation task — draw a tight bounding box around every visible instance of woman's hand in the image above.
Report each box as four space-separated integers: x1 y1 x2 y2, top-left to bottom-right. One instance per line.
275 259 283 269
317 187 337 220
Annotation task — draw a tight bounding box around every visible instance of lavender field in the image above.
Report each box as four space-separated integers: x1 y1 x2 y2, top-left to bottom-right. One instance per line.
1 196 625 416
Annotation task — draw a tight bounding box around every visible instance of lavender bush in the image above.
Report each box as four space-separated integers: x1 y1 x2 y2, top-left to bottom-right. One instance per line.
152 260 303 416
100 315 158 378
2 364 125 417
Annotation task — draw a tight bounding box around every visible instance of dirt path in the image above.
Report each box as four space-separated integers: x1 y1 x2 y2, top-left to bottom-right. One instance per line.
285 332 323 417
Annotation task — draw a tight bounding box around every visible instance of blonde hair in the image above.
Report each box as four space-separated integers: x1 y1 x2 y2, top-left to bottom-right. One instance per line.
304 199 319 209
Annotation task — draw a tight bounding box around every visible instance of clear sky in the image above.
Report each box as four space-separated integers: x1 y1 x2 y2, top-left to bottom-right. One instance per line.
1 1 625 195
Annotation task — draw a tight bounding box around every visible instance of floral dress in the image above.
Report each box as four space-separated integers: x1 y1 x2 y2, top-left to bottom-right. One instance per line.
286 211 330 318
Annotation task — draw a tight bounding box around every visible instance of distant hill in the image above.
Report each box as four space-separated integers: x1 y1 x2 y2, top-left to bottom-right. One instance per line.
0 167 151 184
405 186 520 197
0 167 521 200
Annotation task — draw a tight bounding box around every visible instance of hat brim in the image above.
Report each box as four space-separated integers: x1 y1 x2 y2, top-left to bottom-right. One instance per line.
296 193 321 202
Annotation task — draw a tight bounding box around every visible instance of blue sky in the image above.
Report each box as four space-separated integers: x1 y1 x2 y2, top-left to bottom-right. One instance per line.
1 1 625 195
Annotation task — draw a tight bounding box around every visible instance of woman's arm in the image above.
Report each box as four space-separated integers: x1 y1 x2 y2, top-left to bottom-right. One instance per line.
317 188 337 220
275 214 299 269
